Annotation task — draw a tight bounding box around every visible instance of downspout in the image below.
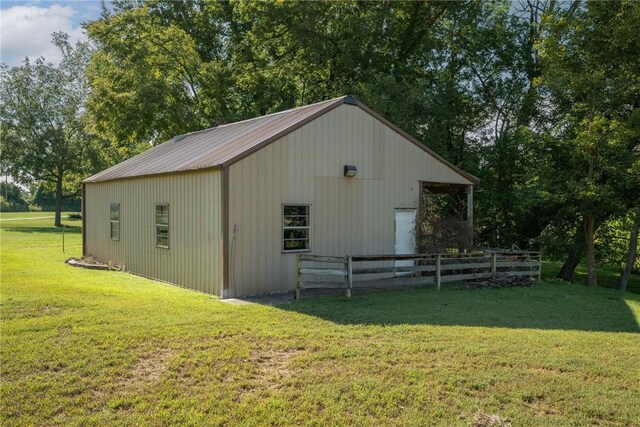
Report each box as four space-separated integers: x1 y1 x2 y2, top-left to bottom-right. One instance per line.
221 166 230 298
467 185 474 250
82 183 86 257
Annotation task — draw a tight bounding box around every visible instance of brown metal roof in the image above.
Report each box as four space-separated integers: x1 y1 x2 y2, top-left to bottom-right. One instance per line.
84 95 479 184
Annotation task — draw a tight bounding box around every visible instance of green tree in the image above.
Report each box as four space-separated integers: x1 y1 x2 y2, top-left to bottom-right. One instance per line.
536 1 640 286
620 210 639 291
0 181 28 212
86 4 235 156
85 1 469 154
0 33 100 226
86 1 517 174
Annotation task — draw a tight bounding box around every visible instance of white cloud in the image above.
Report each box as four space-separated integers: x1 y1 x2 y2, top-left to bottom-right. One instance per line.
0 4 88 66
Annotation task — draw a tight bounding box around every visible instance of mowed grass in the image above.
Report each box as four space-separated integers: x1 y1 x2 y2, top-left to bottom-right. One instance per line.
1 214 640 426
543 261 640 295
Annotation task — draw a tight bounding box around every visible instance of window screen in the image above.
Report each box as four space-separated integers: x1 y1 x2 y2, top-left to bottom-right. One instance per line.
110 203 120 240
283 205 310 252
155 204 169 248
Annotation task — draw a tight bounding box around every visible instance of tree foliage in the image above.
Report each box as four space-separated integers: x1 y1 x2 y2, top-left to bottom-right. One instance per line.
0 181 29 212
534 0 640 285
0 33 102 226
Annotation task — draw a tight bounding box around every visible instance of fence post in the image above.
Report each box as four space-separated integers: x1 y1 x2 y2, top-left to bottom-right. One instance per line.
346 256 353 298
491 252 497 276
537 254 542 282
436 254 441 291
294 254 301 301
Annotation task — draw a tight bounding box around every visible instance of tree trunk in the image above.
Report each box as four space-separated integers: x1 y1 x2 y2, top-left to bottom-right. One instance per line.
557 227 586 281
583 143 597 287
584 216 597 287
54 172 63 228
620 211 639 292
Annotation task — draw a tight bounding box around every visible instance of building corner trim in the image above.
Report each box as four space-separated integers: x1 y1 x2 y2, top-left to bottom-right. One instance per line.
82 183 86 257
221 167 230 298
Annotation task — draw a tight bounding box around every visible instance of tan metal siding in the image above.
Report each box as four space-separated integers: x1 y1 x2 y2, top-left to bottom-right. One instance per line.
85 170 223 296
228 104 473 296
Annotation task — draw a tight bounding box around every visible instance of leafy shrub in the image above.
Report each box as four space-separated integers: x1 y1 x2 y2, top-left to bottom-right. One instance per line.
0 182 29 212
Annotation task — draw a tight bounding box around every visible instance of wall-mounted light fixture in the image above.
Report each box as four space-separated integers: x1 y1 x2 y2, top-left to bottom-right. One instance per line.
344 165 357 177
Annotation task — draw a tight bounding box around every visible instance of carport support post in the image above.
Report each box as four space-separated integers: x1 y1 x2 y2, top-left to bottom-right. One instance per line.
436 254 441 290
346 256 353 298
537 254 542 283
491 252 497 276
294 255 301 301
467 185 474 249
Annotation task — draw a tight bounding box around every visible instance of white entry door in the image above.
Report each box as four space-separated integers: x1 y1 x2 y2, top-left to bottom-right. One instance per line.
395 209 417 276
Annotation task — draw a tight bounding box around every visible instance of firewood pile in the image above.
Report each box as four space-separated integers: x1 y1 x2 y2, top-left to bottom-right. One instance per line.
463 273 534 290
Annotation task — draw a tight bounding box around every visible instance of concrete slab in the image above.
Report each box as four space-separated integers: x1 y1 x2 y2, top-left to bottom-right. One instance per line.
220 298 256 306
226 288 347 306
233 292 295 306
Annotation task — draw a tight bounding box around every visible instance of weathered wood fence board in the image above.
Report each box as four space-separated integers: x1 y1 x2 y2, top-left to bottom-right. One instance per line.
299 268 348 275
353 265 437 275
299 254 347 263
495 261 541 268
295 251 542 300
440 262 491 271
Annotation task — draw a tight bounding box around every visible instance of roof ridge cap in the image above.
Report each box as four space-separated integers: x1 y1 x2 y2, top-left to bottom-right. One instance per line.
217 96 346 128
173 96 349 140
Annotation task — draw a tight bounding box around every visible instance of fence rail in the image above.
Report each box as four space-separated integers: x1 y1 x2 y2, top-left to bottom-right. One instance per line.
295 251 542 300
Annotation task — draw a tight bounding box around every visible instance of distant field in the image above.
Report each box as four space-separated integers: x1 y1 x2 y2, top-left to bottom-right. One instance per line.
0 211 79 222
0 212 54 219
1 216 639 426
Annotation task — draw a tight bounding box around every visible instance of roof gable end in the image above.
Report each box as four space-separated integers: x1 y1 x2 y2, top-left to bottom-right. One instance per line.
83 96 478 184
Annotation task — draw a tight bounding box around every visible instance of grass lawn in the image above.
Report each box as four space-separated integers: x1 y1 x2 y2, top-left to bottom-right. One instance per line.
1 213 640 426
542 261 640 295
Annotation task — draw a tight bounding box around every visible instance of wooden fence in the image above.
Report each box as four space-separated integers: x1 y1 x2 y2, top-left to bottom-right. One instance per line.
294 251 542 300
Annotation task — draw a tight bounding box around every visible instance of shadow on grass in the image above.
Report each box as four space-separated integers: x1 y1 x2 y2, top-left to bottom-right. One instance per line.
0 225 82 234
278 282 640 333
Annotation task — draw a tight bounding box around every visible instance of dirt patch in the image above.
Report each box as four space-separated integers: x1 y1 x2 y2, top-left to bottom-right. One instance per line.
233 348 305 400
125 349 177 387
3 304 63 320
56 324 73 341
528 366 568 375
471 411 511 427
252 348 304 379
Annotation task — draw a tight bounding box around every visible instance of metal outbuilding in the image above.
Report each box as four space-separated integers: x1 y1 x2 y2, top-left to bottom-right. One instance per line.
83 95 478 297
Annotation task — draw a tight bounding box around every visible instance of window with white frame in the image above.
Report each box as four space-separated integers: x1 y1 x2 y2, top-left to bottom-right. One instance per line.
155 204 169 248
283 205 310 252
110 203 120 240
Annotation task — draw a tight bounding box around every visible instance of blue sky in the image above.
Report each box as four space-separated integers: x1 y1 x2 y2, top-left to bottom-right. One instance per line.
0 0 102 65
